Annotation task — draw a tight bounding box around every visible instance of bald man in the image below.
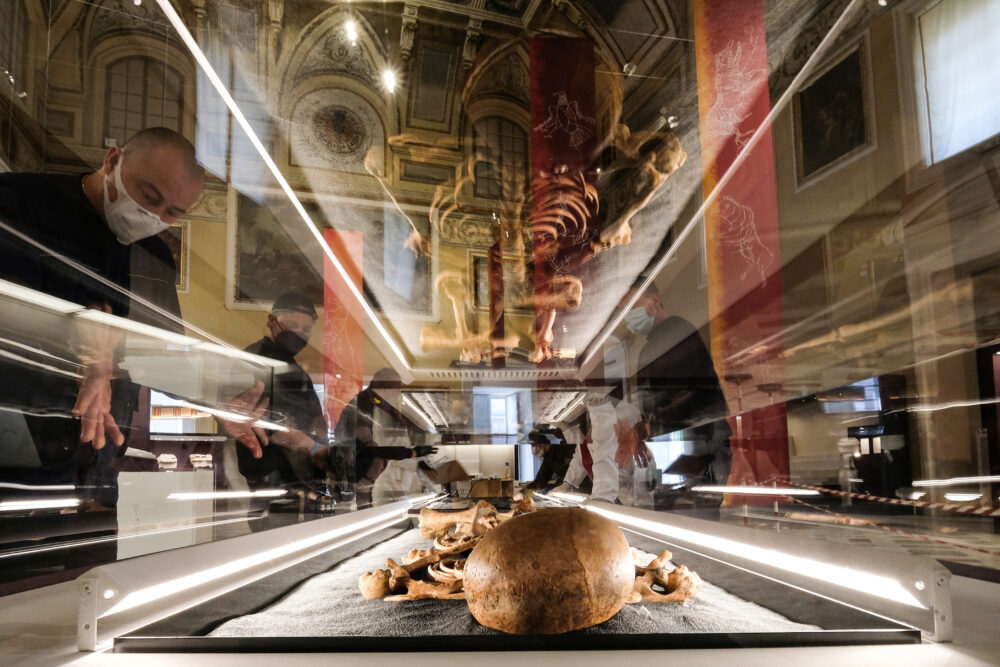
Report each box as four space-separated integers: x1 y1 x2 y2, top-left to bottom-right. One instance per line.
0 127 204 507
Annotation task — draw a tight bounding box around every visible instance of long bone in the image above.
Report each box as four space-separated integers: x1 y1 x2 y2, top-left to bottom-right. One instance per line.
359 536 480 599
419 499 498 539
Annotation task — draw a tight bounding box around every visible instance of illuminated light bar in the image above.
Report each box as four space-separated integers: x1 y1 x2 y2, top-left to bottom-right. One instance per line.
402 395 437 432
172 400 252 424
0 498 80 512
167 490 287 501
0 277 83 314
585 503 926 609
914 475 1000 488
691 485 820 496
408 492 446 506
250 418 291 433
0 349 82 379
100 505 407 618
0 482 75 492
556 392 585 422
902 398 1000 414
76 309 200 347
154 0 411 376
552 491 587 504
943 493 982 503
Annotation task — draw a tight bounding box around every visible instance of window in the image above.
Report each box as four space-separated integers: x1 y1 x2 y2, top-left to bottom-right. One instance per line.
914 0 1000 163
104 57 184 146
0 0 28 96
473 117 528 199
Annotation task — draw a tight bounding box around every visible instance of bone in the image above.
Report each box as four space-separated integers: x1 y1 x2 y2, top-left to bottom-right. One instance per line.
426 558 465 583
419 500 498 539
359 569 392 600
626 550 702 604
384 578 465 601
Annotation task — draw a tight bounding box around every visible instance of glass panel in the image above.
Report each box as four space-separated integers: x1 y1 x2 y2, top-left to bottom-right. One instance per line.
0 0 999 643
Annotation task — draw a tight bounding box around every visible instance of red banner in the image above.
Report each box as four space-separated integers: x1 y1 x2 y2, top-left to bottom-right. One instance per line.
694 0 789 502
529 36 598 363
322 229 364 429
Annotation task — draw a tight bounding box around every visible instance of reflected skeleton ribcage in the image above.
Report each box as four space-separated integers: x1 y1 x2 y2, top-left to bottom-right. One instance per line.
369 127 687 363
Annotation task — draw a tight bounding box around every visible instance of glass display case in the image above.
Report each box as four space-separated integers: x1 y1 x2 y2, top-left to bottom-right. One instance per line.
1 0 999 661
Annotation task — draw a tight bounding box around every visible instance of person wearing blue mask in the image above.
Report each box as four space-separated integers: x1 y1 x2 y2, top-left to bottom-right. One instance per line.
627 283 732 487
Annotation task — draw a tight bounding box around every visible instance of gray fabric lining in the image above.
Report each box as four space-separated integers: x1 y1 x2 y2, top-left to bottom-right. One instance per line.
209 527 822 637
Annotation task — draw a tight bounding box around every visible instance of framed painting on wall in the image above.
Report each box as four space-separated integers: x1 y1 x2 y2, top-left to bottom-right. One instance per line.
794 38 875 186
226 187 435 318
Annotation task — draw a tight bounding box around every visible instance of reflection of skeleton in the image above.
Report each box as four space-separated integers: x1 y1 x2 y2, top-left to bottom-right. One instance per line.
381 118 685 364
593 125 687 255
420 272 519 363
534 91 596 148
719 195 773 283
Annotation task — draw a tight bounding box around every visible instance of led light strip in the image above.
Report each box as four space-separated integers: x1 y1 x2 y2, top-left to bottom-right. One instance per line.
154 0 410 374
101 505 408 617
585 504 926 609
402 395 437 432
167 490 287 501
0 498 80 511
914 475 1000 488
691 485 820 496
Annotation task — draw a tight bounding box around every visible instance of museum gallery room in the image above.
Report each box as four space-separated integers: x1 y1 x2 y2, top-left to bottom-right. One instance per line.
0 0 999 664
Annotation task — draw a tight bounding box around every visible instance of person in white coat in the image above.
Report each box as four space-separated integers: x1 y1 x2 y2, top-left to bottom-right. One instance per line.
553 389 650 503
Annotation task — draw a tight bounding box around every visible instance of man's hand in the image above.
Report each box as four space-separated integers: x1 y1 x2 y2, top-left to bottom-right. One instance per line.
73 309 124 449
216 381 270 458
614 420 652 468
72 361 123 449
270 429 315 453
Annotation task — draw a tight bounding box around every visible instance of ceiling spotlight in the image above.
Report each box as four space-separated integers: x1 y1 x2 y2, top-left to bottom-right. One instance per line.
877 0 887 6
345 20 358 45
382 69 396 93
667 115 679 128
623 62 637 76
134 0 142 5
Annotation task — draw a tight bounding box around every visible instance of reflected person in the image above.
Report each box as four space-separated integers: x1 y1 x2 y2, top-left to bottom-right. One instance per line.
334 368 436 507
235 292 330 517
627 283 732 487
0 127 204 507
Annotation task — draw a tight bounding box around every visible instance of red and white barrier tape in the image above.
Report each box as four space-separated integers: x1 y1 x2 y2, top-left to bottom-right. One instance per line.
777 479 1000 517
784 495 1000 559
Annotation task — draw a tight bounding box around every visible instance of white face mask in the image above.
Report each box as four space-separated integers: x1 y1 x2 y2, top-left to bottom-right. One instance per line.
624 306 655 335
103 158 169 245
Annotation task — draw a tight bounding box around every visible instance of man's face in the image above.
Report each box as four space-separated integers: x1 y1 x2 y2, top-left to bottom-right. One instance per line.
272 311 315 341
626 289 664 319
105 145 204 224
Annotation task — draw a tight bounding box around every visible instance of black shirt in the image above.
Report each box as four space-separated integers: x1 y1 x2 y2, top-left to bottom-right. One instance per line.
636 316 732 442
236 337 325 487
0 172 131 316
0 172 133 499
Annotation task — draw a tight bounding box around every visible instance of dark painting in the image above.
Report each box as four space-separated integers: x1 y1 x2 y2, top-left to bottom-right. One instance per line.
234 193 431 315
796 46 870 180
